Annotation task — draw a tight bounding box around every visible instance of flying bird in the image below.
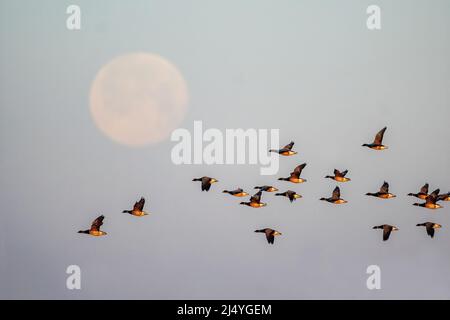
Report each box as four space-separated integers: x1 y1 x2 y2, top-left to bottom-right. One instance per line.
407 183 429 200
416 222 442 238
78 215 107 236
278 163 307 183
222 188 249 197
254 228 282 244
254 185 279 192
269 141 297 156
240 190 267 208
320 186 347 204
362 127 388 150
325 169 351 182
275 190 302 202
192 176 218 191
413 189 442 209
122 197 149 216
366 181 396 199
373 224 398 241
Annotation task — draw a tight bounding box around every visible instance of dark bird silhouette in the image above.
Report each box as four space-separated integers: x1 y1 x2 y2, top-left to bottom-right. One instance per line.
373 224 398 241
254 185 279 192
122 197 149 216
416 222 442 238
269 141 297 156
275 190 302 202
413 189 442 209
362 127 388 150
366 181 396 199
78 215 107 236
222 188 249 197
240 191 267 208
192 176 218 191
254 228 282 244
278 163 307 183
408 183 429 200
320 186 347 204
325 169 351 182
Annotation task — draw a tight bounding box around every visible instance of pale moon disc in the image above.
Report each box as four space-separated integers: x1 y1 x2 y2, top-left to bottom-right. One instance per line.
89 53 189 146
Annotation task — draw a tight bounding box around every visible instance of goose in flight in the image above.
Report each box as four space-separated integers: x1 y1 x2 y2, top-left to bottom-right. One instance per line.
192 176 218 191
320 186 347 204
269 141 297 156
325 169 351 182
278 163 307 183
366 181 396 199
254 228 282 244
78 215 107 236
123 197 149 216
416 222 442 238
373 224 399 241
362 127 388 150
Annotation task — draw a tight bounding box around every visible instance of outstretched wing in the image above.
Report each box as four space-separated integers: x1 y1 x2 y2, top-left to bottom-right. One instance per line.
425 224 435 238
383 226 392 241
265 229 275 244
332 186 340 200
250 191 262 203
282 141 294 151
133 197 145 211
420 183 429 194
380 181 389 194
426 189 440 204
373 127 387 145
291 163 306 177
90 215 104 232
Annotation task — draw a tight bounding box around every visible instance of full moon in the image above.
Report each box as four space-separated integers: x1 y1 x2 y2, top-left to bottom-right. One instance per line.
89 53 189 146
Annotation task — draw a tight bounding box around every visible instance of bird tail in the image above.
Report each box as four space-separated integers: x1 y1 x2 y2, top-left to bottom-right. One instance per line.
122 210 132 214
412 203 420 206
416 223 426 227
222 190 230 194
192 178 201 181
275 193 283 196
254 229 265 233
372 225 383 230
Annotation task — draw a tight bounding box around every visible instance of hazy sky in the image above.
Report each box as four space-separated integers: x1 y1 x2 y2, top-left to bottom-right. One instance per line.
1 0 449 299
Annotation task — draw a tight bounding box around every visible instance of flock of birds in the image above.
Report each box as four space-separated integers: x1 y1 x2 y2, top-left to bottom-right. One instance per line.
78 127 449 244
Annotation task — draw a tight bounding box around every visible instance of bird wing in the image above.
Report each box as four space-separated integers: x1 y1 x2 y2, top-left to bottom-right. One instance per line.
383 226 392 241
373 127 387 144
90 215 104 232
380 182 389 193
133 197 145 211
426 189 440 204
283 141 294 151
340 170 348 177
250 191 262 203
425 224 435 238
265 229 275 244
332 186 340 200
420 183 429 194
291 163 306 177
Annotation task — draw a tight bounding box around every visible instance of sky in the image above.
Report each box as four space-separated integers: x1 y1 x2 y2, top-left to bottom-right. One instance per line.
0 0 450 299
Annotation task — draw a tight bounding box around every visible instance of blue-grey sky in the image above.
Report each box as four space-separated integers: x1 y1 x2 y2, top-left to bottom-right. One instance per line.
1 0 449 299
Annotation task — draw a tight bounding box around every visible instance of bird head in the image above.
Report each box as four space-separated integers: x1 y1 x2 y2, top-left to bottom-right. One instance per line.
392 227 399 231
273 231 282 236
268 187 278 192
210 178 218 183
435 224 442 229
